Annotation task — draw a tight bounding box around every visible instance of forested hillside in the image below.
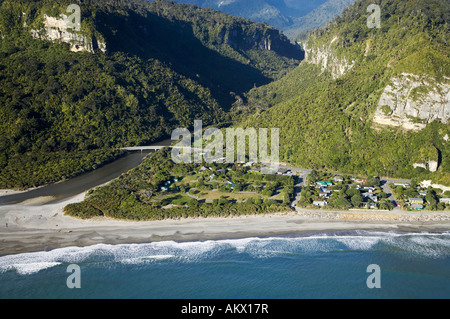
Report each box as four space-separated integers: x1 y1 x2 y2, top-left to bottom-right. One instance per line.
0 0 300 188
237 0 449 185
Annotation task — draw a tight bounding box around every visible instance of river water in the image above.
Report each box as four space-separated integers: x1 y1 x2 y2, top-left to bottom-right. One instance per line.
0 139 172 206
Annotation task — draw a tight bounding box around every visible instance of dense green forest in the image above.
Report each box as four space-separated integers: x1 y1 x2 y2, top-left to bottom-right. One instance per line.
236 0 449 185
64 148 291 220
0 0 300 188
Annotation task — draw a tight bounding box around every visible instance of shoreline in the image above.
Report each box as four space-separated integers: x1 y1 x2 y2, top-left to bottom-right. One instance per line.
1 193 450 256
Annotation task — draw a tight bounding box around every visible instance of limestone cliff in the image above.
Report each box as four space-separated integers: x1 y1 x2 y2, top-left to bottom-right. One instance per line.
30 14 106 53
216 24 301 59
302 36 355 79
373 73 450 131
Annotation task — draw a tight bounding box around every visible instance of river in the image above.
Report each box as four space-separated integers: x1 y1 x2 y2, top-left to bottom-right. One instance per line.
0 139 172 206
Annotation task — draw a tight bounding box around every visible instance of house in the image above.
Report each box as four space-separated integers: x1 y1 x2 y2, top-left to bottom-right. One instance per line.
419 191 427 196
224 181 236 189
277 168 290 175
160 187 168 191
394 182 410 188
440 198 450 203
174 178 179 183
358 185 375 192
354 178 369 184
319 192 331 199
313 201 327 207
362 202 377 209
334 176 344 182
362 192 378 202
411 204 424 210
318 181 333 187
217 169 226 173
409 198 424 205
209 174 215 180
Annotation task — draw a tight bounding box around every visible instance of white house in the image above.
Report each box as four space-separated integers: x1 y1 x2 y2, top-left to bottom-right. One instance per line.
313 201 327 207
334 176 344 182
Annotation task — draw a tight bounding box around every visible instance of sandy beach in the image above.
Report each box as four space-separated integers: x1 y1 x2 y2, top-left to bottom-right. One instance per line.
1 192 450 256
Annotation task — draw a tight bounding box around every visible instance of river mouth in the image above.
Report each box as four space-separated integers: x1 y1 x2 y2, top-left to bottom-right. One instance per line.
0 151 153 206
0 139 173 206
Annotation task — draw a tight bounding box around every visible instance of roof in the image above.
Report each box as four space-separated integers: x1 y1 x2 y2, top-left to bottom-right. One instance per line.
409 198 424 201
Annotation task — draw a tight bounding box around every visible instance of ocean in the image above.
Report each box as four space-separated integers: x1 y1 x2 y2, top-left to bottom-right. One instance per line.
1 230 449 299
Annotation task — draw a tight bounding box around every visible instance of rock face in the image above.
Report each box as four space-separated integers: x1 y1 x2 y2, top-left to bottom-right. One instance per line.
420 180 450 193
303 37 355 79
31 14 106 53
373 73 450 131
220 26 301 59
414 161 439 172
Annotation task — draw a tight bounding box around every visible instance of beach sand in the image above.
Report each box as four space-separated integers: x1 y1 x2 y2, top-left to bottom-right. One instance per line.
1 192 450 256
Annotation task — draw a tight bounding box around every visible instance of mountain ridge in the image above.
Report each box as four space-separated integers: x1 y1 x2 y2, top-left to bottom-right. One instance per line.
236 0 449 185
0 0 300 188
173 0 357 40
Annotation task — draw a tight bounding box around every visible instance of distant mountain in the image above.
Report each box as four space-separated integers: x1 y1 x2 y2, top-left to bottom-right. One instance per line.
172 0 356 40
285 0 357 40
235 0 450 185
0 0 301 188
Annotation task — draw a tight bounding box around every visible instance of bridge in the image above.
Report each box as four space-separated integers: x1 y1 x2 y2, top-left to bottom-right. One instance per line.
120 146 204 152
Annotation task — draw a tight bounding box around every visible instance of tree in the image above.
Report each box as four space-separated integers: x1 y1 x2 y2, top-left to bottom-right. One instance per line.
219 196 229 205
426 188 438 210
283 191 290 204
351 193 362 207
329 195 351 209
346 187 360 197
369 176 381 187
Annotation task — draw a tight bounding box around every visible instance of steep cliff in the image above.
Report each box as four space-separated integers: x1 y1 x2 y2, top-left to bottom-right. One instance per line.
30 13 106 53
373 74 450 131
303 36 354 79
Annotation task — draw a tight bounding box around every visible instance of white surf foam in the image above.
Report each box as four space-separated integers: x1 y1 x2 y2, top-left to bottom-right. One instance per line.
1 231 449 274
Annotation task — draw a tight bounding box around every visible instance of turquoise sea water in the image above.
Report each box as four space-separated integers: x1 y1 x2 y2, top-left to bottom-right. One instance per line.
1 230 449 299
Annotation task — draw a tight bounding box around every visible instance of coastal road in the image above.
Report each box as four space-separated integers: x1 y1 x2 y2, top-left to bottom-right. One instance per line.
290 175 304 210
381 178 411 210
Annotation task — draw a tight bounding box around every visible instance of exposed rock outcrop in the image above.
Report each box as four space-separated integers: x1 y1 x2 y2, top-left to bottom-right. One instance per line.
30 14 106 53
414 161 439 172
373 73 450 131
220 26 301 59
303 37 355 79
419 180 450 193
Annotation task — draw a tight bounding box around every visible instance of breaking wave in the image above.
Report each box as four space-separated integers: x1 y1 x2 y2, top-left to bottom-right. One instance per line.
1 230 449 275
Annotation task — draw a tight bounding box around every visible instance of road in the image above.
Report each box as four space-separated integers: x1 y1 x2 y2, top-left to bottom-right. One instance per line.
381 178 411 210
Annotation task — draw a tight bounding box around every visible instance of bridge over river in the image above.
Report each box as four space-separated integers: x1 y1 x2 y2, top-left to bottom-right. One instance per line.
120 146 204 152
